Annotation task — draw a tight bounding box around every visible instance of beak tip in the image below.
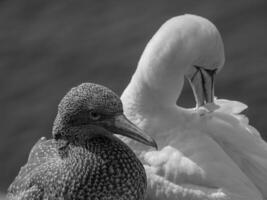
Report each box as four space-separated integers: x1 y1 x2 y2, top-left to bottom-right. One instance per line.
114 114 158 149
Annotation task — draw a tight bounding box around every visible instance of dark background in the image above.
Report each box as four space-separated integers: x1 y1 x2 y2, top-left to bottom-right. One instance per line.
1 0 267 194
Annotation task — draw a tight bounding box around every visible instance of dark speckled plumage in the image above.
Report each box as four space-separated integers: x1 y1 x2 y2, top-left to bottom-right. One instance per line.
7 83 154 200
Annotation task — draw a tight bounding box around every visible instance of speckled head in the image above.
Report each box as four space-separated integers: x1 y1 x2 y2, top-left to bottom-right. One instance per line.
53 83 157 148
57 83 123 120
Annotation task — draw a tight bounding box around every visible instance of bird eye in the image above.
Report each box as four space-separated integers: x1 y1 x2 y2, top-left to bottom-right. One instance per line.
89 111 101 121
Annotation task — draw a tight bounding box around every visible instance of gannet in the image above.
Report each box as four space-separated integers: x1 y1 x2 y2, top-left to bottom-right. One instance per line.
7 83 157 200
120 14 267 200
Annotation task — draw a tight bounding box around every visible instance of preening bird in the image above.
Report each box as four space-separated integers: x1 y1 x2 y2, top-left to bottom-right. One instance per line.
120 14 267 200
7 83 157 200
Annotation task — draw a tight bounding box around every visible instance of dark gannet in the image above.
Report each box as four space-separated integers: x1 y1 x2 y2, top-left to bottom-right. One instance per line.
7 83 157 200
120 14 267 200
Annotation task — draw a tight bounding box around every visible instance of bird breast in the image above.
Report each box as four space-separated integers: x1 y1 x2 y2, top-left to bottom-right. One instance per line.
54 136 147 200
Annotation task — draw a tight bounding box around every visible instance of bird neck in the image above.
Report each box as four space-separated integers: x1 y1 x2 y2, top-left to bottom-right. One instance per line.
121 71 189 134
121 36 189 122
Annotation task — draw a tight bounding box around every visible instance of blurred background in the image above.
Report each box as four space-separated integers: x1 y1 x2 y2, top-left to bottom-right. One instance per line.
1 0 267 194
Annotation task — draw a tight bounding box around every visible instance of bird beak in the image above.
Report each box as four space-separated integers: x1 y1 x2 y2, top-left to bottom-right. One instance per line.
107 114 157 149
186 66 217 108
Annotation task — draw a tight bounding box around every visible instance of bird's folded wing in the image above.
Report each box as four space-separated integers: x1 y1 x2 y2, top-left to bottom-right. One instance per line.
214 98 261 137
8 137 60 195
206 98 267 199
144 165 239 200
215 99 247 115
142 143 263 200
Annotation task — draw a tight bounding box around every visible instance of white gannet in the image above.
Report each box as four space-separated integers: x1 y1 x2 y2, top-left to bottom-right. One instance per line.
120 14 267 200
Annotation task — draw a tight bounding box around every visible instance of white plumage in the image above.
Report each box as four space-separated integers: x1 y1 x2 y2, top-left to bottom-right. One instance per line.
120 14 267 200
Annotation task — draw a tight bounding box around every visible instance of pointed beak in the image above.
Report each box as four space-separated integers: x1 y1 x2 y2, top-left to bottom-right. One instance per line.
186 66 216 108
105 114 158 149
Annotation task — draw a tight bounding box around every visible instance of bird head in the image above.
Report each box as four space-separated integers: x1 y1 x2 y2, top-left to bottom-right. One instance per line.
52 83 157 148
182 15 225 108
